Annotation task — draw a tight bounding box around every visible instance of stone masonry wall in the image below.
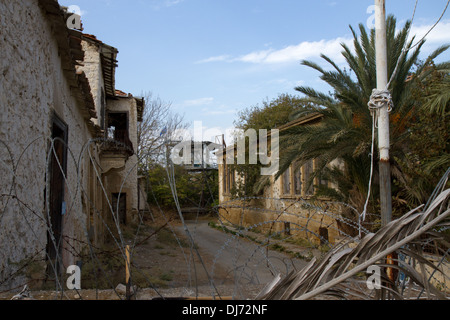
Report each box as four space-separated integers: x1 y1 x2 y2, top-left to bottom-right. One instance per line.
218 172 341 246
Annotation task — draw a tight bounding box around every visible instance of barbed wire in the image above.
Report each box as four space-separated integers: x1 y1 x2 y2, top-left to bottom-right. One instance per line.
1 138 448 300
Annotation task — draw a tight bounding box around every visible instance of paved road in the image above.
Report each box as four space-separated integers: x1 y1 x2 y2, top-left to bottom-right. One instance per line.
180 220 307 288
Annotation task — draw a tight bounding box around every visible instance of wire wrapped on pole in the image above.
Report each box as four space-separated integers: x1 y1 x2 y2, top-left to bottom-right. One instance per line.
360 89 394 229
368 89 394 114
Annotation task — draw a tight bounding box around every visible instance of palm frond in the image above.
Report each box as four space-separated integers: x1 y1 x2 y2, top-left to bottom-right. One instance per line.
261 176 450 300
294 85 336 107
421 77 450 116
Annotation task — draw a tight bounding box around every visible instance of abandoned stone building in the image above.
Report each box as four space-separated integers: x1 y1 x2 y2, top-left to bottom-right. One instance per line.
217 113 344 246
0 0 144 290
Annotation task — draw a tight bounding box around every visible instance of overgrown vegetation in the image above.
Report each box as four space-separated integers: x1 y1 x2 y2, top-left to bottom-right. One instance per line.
146 164 218 211
232 16 449 229
230 94 315 198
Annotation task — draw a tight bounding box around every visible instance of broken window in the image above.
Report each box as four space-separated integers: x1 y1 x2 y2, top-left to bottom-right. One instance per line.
304 160 314 196
106 112 134 155
315 160 329 189
294 165 302 196
227 166 235 194
223 165 228 194
282 168 291 195
319 173 329 188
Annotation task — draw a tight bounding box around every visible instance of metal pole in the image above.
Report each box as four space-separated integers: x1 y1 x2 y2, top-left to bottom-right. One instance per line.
375 0 392 227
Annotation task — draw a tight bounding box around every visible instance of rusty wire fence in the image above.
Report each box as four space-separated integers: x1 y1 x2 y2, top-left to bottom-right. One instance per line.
0 137 449 300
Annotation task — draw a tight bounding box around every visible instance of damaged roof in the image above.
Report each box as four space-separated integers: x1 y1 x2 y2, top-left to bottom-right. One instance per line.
114 90 145 122
82 34 119 99
38 0 101 136
37 0 142 131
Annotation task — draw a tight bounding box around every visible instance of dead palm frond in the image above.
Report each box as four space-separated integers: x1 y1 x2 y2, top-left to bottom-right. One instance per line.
261 172 450 300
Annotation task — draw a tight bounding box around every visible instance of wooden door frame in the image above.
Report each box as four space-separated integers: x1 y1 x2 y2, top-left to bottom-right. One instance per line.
46 113 68 275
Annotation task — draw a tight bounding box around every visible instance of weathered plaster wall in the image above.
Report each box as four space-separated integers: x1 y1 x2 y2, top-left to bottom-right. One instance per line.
79 40 105 126
0 0 94 289
103 97 140 223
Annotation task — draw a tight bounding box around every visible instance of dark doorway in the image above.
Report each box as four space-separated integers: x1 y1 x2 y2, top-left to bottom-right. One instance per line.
47 115 68 275
319 227 329 246
112 193 127 225
284 222 291 236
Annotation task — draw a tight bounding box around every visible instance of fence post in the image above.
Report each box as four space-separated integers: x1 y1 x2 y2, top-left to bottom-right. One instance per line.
125 245 131 300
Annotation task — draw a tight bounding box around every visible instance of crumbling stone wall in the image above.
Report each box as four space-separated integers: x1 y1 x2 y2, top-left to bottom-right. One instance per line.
102 97 140 224
79 39 105 126
218 173 341 246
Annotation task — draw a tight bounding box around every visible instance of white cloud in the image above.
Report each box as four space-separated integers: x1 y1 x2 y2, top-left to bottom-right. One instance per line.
201 105 237 116
164 0 184 7
148 0 185 10
237 48 275 63
197 19 450 67
183 97 214 106
409 20 450 52
239 37 354 64
199 37 353 66
195 55 231 64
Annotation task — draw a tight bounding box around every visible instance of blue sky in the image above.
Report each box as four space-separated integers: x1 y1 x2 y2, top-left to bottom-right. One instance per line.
60 0 450 143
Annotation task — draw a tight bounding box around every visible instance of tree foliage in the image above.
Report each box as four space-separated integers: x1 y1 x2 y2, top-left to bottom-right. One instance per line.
137 92 188 171
393 61 450 208
146 164 218 210
274 15 449 221
225 15 449 226
230 94 314 198
234 93 315 131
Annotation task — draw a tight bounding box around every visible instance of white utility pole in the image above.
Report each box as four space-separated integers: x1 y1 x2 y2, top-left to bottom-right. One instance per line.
375 0 392 227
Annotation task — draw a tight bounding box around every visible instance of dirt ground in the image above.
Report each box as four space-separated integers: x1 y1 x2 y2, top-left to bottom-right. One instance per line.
125 213 267 300
0 211 267 301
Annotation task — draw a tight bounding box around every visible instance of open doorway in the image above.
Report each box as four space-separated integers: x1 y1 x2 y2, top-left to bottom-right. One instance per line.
112 193 127 225
319 227 329 246
46 115 68 276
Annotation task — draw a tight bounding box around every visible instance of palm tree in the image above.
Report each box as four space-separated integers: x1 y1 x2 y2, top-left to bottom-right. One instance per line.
393 60 450 207
274 15 449 223
419 62 450 117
